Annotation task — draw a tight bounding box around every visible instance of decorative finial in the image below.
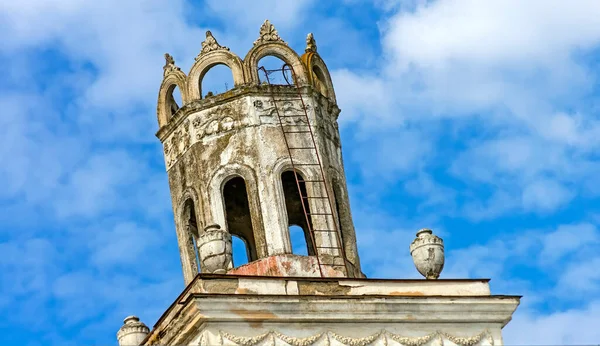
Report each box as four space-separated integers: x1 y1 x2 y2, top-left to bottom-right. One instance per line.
197 224 233 274
197 30 229 59
410 228 445 280
305 33 317 53
163 53 181 77
117 315 149 346
253 19 285 46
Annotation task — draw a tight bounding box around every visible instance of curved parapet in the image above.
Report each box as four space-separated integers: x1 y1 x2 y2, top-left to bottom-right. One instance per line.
157 54 189 128
301 33 337 103
188 31 245 100
244 20 308 86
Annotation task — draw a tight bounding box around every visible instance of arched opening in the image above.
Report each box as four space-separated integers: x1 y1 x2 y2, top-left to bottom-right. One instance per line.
232 235 250 267
312 65 329 97
223 176 258 263
201 64 235 98
168 85 183 117
281 170 315 255
258 56 294 86
183 198 201 273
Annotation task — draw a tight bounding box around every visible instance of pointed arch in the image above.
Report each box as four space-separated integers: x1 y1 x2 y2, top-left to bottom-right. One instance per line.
188 50 245 100
157 70 189 128
244 42 308 86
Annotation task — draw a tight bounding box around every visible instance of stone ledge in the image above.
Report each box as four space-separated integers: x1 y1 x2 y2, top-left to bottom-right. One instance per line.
144 293 519 345
187 294 520 324
143 274 516 345
195 273 493 297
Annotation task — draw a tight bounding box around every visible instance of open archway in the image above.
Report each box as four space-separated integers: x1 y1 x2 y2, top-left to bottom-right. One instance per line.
200 64 235 98
223 176 258 263
281 170 315 255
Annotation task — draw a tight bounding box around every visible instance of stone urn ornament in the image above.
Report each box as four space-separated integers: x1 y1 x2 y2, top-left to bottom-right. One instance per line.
197 224 233 274
410 228 444 279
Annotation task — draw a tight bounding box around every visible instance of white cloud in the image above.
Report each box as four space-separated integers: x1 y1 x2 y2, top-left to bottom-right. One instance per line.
382 0 600 72
504 301 600 344
521 179 573 212
334 0 600 217
540 223 599 262
89 222 162 266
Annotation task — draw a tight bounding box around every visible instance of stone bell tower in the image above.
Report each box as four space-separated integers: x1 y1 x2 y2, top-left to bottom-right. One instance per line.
117 20 520 346
157 21 362 284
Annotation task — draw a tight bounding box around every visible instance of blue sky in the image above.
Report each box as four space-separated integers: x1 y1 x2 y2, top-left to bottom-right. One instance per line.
2 0 600 345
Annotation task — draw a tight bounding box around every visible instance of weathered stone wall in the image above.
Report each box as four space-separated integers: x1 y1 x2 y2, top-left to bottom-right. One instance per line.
140 275 519 346
161 85 361 282
157 22 362 283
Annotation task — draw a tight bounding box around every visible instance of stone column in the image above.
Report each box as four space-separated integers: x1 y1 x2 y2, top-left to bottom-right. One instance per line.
117 316 149 346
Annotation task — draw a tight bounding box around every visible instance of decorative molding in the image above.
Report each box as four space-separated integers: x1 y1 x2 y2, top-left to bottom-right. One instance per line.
214 329 494 346
197 30 230 58
313 103 340 146
441 330 494 346
163 101 250 170
191 104 246 140
305 33 317 53
163 53 181 77
273 331 325 346
221 330 272 345
253 19 285 46
163 119 190 167
329 330 382 346
387 332 439 346
255 99 309 126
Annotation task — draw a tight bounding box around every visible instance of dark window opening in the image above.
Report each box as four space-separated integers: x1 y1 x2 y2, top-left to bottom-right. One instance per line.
223 177 258 262
183 199 200 272
281 171 315 255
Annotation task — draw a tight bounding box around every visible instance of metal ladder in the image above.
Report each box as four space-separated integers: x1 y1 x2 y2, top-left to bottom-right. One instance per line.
258 64 351 277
